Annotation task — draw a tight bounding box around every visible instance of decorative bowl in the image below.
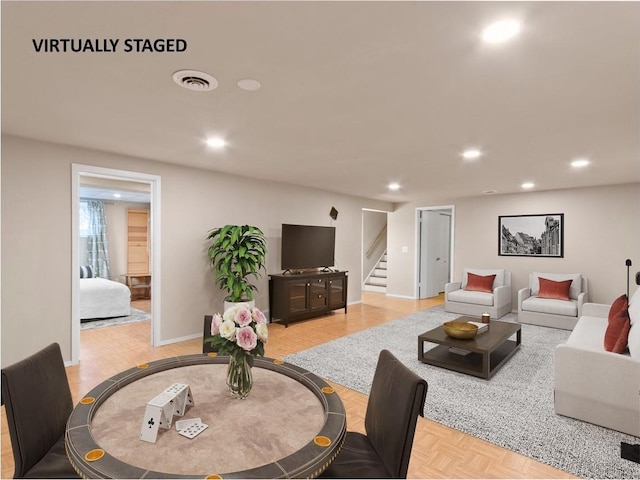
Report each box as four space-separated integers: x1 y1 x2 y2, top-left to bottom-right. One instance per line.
443 321 478 340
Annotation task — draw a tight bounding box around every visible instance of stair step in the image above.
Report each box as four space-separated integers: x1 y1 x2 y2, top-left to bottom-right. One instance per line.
377 261 387 269
363 284 387 293
367 276 387 286
373 268 387 277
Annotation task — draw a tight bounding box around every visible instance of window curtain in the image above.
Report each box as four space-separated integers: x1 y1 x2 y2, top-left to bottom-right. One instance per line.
86 200 111 279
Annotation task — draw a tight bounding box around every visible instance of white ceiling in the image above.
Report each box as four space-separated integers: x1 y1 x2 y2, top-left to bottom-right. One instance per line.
2 1 639 203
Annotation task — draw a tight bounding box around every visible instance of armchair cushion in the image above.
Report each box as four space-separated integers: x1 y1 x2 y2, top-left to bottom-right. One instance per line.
538 277 572 300
465 273 496 293
447 289 494 306
521 297 578 317
531 272 581 300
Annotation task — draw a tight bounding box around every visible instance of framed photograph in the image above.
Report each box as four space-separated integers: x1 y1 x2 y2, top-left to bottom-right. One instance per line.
499 214 564 257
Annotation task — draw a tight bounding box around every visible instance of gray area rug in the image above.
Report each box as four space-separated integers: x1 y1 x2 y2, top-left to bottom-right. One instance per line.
80 307 150 330
284 306 639 479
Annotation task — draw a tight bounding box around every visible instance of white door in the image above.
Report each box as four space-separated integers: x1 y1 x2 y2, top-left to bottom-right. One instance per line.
436 213 451 292
418 209 452 299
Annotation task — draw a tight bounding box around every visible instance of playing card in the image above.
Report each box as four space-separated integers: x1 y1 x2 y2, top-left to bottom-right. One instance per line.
175 418 201 431
178 421 208 439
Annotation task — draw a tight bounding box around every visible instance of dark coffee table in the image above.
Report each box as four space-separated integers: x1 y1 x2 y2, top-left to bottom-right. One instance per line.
418 317 521 379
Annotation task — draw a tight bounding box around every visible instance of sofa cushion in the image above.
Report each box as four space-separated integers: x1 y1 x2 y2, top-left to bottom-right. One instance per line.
628 287 640 326
531 273 581 300
628 323 640 360
538 277 572 300
566 315 608 352
623 289 640 359
604 295 630 353
462 269 505 289
465 273 496 293
447 289 494 307
521 297 578 317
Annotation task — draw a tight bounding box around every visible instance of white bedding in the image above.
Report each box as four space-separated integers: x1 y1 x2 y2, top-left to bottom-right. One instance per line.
80 278 131 319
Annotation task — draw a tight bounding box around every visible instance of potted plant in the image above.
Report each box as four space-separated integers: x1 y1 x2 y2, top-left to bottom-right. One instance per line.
206 225 267 305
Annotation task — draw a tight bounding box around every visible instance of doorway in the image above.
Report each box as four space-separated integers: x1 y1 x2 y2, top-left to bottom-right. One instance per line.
71 164 161 365
362 209 389 293
417 206 454 299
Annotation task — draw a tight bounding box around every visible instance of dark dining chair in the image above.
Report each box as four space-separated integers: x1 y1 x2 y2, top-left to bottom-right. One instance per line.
1 342 80 478
320 349 428 479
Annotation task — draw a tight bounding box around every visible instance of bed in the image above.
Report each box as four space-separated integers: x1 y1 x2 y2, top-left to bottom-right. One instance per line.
80 277 131 320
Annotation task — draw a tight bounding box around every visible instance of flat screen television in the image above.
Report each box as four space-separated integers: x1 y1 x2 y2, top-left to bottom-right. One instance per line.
281 224 335 271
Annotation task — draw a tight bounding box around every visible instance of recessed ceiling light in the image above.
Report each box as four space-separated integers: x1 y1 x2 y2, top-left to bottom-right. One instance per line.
113 193 121 198
571 158 590 168
237 79 261 91
482 20 521 44
206 137 227 149
388 182 401 191
521 182 535 189
462 149 482 160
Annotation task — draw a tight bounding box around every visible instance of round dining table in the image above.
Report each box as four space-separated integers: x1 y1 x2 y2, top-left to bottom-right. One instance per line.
65 353 346 478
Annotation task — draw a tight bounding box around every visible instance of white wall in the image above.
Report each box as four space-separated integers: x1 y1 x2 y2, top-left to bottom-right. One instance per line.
1 135 392 366
387 183 640 305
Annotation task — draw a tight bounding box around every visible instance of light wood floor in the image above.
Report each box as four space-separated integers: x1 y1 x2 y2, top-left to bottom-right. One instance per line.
1 293 576 479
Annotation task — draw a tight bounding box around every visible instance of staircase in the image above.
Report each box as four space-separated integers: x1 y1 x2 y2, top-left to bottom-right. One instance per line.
364 251 387 293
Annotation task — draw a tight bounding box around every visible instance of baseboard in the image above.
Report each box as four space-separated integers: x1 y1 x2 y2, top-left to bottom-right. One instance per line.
157 332 202 346
386 293 417 300
363 284 387 293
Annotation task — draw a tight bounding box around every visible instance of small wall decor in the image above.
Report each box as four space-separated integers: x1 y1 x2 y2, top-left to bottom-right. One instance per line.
499 213 564 257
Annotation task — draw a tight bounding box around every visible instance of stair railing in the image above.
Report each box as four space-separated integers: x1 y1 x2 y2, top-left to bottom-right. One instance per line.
366 225 387 258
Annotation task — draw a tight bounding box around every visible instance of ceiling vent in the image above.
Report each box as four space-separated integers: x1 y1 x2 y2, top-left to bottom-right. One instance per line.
172 70 218 92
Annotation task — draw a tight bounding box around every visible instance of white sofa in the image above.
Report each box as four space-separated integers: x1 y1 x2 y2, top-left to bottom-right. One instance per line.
444 268 512 319
518 273 588 330
554 300 640 437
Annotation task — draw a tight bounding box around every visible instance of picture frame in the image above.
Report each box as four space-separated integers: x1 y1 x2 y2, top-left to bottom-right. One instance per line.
499 213 564 257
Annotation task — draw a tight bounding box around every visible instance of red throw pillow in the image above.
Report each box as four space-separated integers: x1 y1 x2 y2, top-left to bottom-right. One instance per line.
604 294 631 353
464 273 496 293
537 277 572 300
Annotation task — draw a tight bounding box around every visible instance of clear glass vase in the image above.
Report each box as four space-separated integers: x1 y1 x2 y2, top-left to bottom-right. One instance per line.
226 354 253 399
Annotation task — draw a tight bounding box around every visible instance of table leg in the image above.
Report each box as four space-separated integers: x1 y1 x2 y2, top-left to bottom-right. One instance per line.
483 351 490 379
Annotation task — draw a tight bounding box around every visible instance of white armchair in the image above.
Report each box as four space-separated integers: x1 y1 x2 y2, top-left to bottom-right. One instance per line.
444 268 512 319
518 272 588 330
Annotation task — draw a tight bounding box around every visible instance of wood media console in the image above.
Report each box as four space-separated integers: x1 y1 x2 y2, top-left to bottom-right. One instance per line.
269 271 348 326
